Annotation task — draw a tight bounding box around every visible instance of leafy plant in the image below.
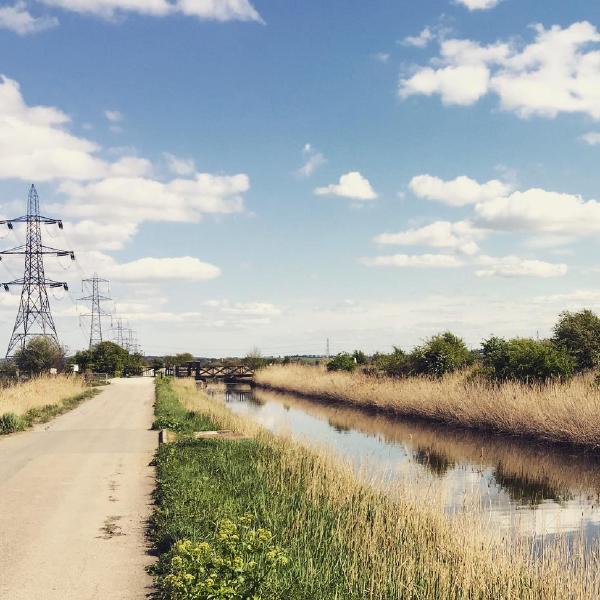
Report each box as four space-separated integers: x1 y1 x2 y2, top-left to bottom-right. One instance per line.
553 309 600 372
14 337 65 375
327 352 356 372
410 332 473 377
482 336 574 383
157 515 288 600
0 412 25 434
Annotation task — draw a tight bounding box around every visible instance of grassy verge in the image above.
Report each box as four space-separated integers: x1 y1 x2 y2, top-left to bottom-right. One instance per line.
151 377 600 599
0 376 99 435
256 364 600 449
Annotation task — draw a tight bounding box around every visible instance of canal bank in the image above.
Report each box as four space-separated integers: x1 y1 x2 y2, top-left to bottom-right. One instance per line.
152 377 600 599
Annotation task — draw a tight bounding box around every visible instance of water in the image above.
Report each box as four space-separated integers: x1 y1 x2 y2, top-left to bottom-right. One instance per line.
209 383 600 544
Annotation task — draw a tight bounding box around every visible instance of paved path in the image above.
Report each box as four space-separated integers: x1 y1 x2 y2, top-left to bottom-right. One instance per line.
0 377 157 599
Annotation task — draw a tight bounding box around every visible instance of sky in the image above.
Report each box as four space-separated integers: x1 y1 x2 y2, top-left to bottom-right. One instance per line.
1 0 600 356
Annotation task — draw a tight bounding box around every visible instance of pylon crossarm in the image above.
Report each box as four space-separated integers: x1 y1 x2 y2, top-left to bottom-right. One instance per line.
0 215 63 229
2 278 68 291
0 245 75 259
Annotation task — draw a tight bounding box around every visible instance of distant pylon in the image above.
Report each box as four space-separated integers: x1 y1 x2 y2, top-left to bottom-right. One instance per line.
112 318 130 349
0 185 74 357
78 274 111 349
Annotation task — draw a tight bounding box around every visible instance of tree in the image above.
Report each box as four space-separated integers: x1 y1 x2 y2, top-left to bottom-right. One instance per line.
553 309 600 371
327 352 356 372
242 348 269 371
14 336 65 375
373 347 410 377
482 336 574 383
352 350 368 365
411 332 472 377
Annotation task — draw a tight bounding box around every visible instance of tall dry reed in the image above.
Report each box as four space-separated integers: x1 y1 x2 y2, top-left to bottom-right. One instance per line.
172 378 600 599
0 375 87 416
256 365 600 448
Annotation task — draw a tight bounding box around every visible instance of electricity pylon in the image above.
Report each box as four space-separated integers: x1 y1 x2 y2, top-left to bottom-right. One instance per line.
78 274 111 349
0 185 74 357
112 318 131 349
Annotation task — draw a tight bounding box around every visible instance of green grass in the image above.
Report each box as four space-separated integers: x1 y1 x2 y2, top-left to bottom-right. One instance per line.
151 378 600 600
151 378 369 598
0 388 99 435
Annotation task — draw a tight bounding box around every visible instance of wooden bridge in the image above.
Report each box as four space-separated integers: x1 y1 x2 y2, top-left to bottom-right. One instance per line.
165 363 255 382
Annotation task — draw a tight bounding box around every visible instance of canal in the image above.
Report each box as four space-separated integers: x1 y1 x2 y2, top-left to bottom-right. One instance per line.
208 383 600 545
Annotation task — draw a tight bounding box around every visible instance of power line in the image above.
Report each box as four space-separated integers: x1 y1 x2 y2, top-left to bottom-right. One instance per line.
0 185 74 357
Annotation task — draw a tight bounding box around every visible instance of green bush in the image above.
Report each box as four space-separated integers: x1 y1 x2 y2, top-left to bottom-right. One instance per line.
14 337 64 375
411 332 473 377
352 350 368 365
373 347 411 377
327 353 356 372
157 515 288 600
482 336 575 383
553 309 600 372
0 412 25 434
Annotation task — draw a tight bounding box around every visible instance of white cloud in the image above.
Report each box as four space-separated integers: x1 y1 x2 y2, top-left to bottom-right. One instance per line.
360 253 463 268
580 132 600 146
57 173 248 224
455 0 500 10
296 143 325 177
0 75 149 181
176 0 263 23
315 171 377 201
474 188 600 236
374 220 485 256
104 109 123 123
400 21 600 120
109 256 221 282
203 300 281 317
0 2 58 34
39 0 263 22
475 255 567 278
402 27 433 48
373 52 391 63
164 152 196 176
409 174 511 206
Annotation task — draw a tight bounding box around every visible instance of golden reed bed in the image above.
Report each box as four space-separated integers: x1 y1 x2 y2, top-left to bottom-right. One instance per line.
0 375 87 416
255 365 600 448
175 378 600 599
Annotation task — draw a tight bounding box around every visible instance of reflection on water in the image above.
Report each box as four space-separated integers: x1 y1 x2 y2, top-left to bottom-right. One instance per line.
210 384 600 543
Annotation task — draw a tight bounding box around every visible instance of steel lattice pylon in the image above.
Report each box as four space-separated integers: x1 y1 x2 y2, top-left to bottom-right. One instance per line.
0 185 75 357
78 274 111 349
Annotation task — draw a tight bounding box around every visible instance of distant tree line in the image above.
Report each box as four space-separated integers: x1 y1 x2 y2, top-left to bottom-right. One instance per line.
326 309 600 384
0 338 145 378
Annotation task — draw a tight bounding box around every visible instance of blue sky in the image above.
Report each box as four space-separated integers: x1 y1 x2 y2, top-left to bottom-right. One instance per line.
1 0 600 356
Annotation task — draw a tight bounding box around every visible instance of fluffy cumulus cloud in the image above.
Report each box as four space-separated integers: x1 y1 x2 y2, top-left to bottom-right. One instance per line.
580 132 600 146
108 256 221 282
39 0 263 22
315 171 377 201
360 253 463 268
0 2 58 34
409 174 511 206
0 74 249 243
374 220 485 255
455 0 500 10
475 255 567 278
296 143 325 177
402 27 434 48
163 152 196 176
474 188 600 236
0 76 157 181
400 21 600 119
58 173 247 224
